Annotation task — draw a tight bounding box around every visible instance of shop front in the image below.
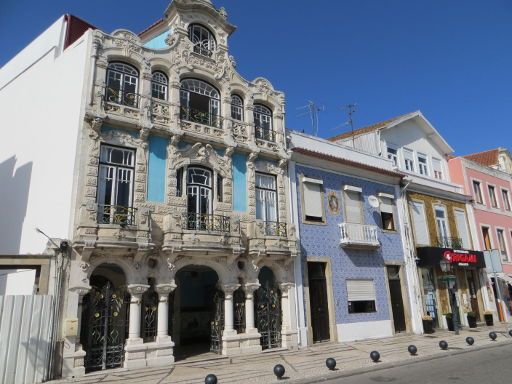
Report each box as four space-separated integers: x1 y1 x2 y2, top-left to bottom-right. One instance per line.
417 247 486 330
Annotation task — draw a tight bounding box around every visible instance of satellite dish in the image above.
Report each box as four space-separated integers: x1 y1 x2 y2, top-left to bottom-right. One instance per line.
368 195 380 208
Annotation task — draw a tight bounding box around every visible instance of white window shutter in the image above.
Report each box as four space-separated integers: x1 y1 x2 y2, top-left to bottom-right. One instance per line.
380 197 393 214
347 280 376 301
303 182 323 219
410 201 429 245
454 210 471 249
345 190 363 224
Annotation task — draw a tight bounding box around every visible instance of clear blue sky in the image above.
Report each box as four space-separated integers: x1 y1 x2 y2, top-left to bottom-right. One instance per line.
2 0 511 156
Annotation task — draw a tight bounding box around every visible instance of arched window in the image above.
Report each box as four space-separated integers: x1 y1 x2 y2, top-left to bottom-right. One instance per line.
231 94 244 121
151 71 168 100
186 167 213 230
254 104 274 142
180 78 221 128
106 62 139 107
188 24 216 57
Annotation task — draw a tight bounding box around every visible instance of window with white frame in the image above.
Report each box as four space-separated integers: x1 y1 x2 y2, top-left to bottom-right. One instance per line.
347 279 376 313
230 94 244 121
454 209 471 249
387 147 398 166
473 180 483 204
434 205 450 246
502 189 511 211
302 177 324 223
488 185 498 208
188 24 216 57
344 187 363 224
254 104 274 142
106 62 139 107
379 193 395 231
97 145 135 225
255 173 277 223
418 153 429 176
151 71 168 100
403 148 415 172
180 78 221 128
409 201 429 245
432 157 443 180
497 229 508 261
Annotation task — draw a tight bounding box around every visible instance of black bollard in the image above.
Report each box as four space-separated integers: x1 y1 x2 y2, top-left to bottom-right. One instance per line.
466 336 474 346
205 374 218 384
489 331 497 341
273 364 285 380
408 345 417 355
326 357 336 370
439 340 448 350
370 351 380 362
509 330 512 337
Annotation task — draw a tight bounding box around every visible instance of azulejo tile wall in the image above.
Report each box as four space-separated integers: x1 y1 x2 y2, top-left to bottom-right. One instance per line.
296 165 406 324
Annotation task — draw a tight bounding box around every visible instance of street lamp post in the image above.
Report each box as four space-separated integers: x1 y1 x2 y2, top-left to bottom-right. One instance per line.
440 259 460 335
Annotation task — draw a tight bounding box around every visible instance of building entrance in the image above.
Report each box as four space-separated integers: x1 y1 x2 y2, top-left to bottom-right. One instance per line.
173 265 222 360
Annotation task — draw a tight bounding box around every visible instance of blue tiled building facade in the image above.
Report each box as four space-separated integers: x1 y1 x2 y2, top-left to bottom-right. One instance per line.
294 163 408 342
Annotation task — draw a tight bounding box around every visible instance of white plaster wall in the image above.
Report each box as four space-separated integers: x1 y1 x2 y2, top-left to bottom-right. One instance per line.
336 320 393 342
0 17 91 255
0 269 36 295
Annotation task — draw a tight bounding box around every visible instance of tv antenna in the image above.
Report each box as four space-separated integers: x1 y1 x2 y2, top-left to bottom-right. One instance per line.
343 103 357 147
297 100 324 136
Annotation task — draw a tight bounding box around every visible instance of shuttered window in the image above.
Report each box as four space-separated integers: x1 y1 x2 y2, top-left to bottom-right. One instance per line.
432 158 443 180
347 279 376 313
410 201 430 245
454 209 471 249
344 188 363 224
379 193 395 230
302 177 324 222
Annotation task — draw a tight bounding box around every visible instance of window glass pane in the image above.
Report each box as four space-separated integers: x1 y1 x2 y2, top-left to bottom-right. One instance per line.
404 149 415 172
503 190 511 211
473 181 483 203
387 147 398 166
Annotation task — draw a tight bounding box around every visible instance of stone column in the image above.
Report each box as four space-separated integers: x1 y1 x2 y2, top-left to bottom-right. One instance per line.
127 284 149 342
155 283 176 341
280 282 298 349
222 284 240 335
244 283 260 331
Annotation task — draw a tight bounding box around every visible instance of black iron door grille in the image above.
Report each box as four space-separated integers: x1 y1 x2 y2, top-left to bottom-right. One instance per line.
234 287 246 334
210 289 224 353
84 282 128 372
255 283 282 350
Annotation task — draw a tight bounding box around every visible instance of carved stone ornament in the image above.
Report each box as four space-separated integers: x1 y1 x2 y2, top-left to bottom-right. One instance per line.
70 285 92 297
174 142 231 176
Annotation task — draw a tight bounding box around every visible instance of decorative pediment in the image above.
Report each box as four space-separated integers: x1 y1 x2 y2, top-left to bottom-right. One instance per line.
174 142 232 176
111 29 142 44
100 129 144 149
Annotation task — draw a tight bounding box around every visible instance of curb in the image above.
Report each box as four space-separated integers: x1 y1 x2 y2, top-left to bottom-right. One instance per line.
287 340 510 384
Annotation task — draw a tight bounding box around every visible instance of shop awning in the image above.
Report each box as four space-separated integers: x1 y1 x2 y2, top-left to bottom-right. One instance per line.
492 273 512 285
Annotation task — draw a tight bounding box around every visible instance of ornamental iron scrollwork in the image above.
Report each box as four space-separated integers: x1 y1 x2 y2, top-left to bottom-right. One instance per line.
104 86 140 108
210 288 224 354
264 221 287 237
82 281 129 372
233 287 246 334
97 204 137 226
255 277 282 350
184 213 231 232
180 106 223 129
141 283 158 343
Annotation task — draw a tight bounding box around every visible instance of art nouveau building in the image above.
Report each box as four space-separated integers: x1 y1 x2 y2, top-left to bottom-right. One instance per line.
34 0 301 377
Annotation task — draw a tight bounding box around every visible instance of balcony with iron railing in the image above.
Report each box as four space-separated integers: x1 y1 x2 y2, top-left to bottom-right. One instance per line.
339 222 380 249
435 236 464 249
179 106 224 137
183 213 231 233
97 204 137 226
263 221 288 237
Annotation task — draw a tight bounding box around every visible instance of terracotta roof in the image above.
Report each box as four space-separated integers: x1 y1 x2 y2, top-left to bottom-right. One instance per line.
327 112 416 142
462 149 500 167
292 147 404 178
138 18 164 36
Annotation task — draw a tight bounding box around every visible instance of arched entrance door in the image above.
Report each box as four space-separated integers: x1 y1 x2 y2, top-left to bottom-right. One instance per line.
255 266 282 350
173 265 223 360
81 264 129 373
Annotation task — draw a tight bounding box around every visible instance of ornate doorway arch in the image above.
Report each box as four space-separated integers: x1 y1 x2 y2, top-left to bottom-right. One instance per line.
81 264 129 372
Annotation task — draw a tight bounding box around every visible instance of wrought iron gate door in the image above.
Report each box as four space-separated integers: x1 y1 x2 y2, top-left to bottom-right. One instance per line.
210 288 224 353
255 283 282 349
84 282 128 372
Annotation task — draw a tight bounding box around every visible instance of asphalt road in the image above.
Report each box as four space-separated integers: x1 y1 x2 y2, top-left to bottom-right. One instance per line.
322 343 512 384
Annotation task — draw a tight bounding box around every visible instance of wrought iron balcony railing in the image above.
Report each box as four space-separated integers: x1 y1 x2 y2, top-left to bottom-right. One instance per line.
193 42 214 57
97 204 137 226
104 86 140 108
255 126 276 142
436 236 464 249
184 213 231 233
180 106 223 129
339 222 380 248
264 221 288 237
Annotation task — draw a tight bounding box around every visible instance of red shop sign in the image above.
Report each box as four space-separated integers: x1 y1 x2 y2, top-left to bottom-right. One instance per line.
443 250 478 264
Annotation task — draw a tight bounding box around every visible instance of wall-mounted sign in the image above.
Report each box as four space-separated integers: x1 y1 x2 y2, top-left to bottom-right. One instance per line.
416 247 485 269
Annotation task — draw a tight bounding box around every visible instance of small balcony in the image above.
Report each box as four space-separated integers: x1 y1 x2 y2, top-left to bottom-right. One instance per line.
97 204 137 226
100 86 141 119
436 236 464 249
264 221 288 237
183 213 231 233
339 223 380 249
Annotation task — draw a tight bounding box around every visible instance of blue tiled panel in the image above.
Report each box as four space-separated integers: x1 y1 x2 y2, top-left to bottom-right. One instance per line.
147 136 168 202
232 153 247 212
143 30 170 50
295 164 405 325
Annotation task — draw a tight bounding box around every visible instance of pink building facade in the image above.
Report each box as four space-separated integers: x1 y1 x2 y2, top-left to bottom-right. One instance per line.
449 156 512 319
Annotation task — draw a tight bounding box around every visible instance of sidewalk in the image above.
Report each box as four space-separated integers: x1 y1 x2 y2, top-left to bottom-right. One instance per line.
55 326 512 384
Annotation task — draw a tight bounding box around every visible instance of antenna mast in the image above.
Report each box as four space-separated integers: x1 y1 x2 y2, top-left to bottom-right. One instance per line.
343 103 357 147
297 100 324 136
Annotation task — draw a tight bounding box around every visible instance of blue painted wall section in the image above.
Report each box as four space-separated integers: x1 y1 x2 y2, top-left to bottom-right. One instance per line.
295 164 405 325
232 153 247 212
143 30 170 50
147 136 168 203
